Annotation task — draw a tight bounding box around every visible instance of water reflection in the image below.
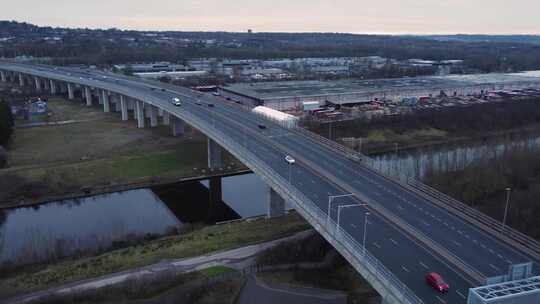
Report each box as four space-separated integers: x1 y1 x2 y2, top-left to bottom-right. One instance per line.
0 189 180 266
370 133 540 180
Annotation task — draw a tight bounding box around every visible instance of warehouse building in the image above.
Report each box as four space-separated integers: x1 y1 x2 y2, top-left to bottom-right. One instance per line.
218 71 540 111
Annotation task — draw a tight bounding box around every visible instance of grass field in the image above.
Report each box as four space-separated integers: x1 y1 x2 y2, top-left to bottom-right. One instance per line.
0 213 309 298
0 96 245 203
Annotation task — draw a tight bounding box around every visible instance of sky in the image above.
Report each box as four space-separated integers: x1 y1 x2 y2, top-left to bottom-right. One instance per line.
3 0 540 34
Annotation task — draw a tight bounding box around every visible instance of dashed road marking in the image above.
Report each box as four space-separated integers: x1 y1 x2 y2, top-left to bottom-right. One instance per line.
390 238 398 246
456 290 466 299
453 240 462 247
436 296 447 304
373 242 381 249
420 262 429 269
351 224 357 229
401 266 410 273
489 263 500 271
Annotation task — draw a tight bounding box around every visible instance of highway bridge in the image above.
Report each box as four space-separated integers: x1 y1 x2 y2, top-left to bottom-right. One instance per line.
1 63 540 304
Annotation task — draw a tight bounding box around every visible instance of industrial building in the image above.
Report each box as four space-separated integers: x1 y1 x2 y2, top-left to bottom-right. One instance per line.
218 71 540 110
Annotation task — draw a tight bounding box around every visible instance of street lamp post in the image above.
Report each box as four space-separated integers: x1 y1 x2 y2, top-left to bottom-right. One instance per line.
502 187 512 233
327 194 354 226
363 212 371 256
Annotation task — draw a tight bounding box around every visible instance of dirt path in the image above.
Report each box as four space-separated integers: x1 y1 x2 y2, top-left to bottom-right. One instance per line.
4 230 314 304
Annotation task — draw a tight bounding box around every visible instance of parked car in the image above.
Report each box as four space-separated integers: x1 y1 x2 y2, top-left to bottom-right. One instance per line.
425 272 449 293
172 97 181 106
285 155 295 164
258 124 267 130
212 92 220 96
207 103 214 107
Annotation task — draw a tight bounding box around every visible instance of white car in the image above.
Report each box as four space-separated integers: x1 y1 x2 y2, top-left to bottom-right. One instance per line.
172 97 182 106
285 155 295 164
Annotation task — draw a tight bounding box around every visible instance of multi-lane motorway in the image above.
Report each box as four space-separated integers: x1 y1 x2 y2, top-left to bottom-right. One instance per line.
1 63 539 304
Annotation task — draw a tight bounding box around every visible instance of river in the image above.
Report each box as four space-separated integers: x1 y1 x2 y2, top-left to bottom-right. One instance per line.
2 132 539 267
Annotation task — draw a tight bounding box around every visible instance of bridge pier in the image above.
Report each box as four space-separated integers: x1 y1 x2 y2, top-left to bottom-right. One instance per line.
18 73 24 87
207 138 223 170
267 187 286 218
34 77 42 91
162 112 171 125
149 105 158 127
102 90 110 112
120 95 128 121
43 78 50 91
0 71 6 82
172 116 185 137
135 100 145 128
84 87 92 106
67 83 74 100
50 79 57 95
114 95 122 112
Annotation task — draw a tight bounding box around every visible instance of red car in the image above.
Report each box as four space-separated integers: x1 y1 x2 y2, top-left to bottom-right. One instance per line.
426 272 449 293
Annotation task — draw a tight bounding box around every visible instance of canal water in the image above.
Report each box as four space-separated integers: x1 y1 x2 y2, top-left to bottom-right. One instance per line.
0 173 271 267
2 131 540 267
369 132 540 180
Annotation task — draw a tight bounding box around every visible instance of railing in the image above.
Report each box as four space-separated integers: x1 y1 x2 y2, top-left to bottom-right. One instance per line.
293 116 540 262
407 179 540 260
0 63 426 303
180 104 424 304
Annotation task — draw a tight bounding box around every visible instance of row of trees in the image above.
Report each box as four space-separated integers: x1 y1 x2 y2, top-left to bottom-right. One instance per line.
426 145 540 239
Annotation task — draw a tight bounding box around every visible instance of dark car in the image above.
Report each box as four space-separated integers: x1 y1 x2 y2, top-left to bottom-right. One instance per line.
207 103 214 107
258 124 266 130
426 272 449 293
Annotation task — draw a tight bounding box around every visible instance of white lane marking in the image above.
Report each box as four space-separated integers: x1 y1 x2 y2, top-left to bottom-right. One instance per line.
497 254 503 259
373 242 381 249
453 240 462 247
401 266 410 273
505 259 512 264
390 238 398 246
489 263 500 271
397 205 404 211
436 296 447 304
456 290 466 299
420 262 429 269
422 220 431 227
351 224 357 229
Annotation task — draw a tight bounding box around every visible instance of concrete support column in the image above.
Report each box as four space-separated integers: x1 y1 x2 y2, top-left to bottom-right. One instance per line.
149 105 158 127
97 90 103 105
267 187 286 218
43 78 50 91
18 73 24 87
144 104 152 118
114 95 122 112
162 112 171 126
136 100 145 128
50 79 57 94
67 83 74 100
207 138 223 170
172 116 185 137
120 95 128 121
102 90 110 112
85 87 92 106
34 77 42 91
0 71 6 82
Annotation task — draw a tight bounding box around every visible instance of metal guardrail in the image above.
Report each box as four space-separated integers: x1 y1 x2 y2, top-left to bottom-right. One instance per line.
1 64 421 303
181 103 424 304
293 116 540 264
407 179 540 260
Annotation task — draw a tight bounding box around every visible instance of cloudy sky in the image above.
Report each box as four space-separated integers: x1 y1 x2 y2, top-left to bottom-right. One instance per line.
3 0 540 34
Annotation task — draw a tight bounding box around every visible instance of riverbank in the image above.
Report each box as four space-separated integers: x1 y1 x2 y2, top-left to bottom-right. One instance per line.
0 213 310 299
305 98 540 155
0 97 246 207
